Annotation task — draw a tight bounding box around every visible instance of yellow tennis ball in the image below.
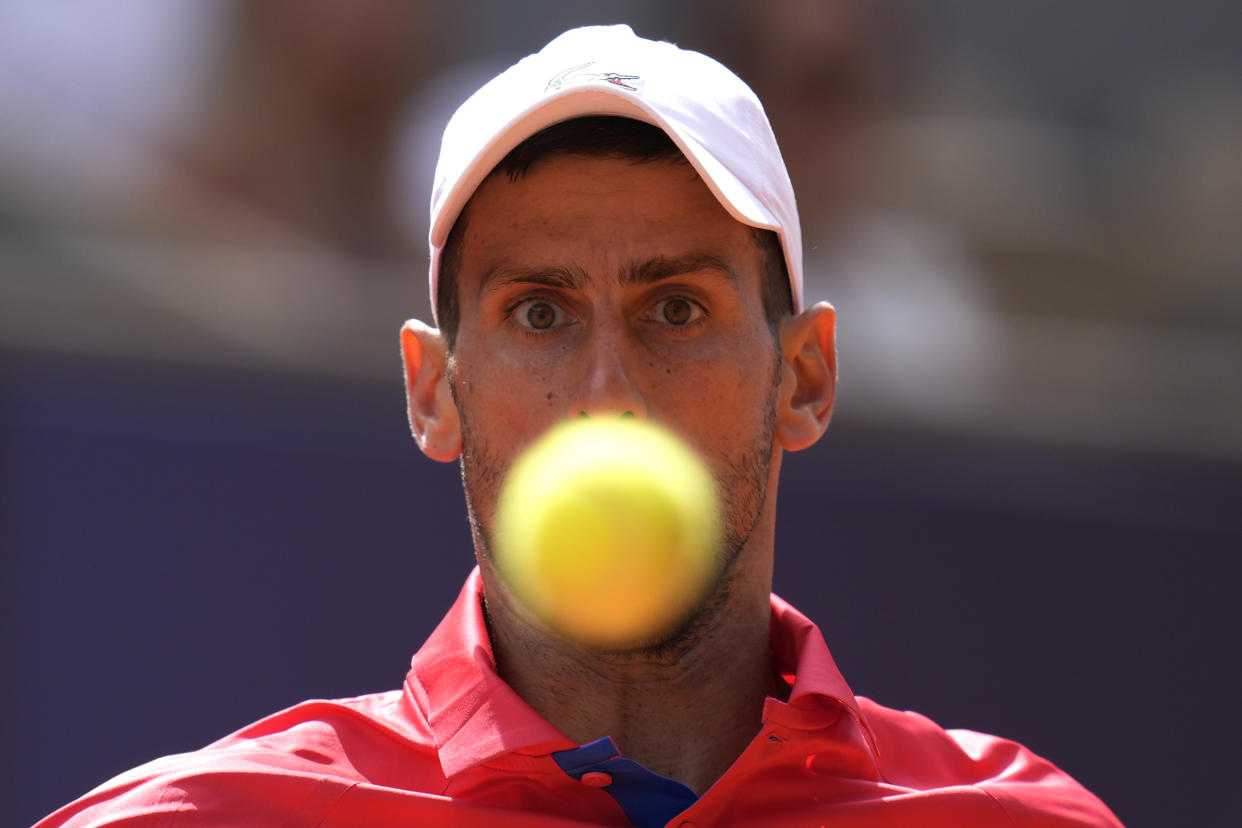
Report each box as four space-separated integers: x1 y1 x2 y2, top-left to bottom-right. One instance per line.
494 418 722 649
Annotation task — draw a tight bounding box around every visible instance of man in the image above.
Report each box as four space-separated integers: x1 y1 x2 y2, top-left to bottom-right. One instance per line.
40 25 1122 827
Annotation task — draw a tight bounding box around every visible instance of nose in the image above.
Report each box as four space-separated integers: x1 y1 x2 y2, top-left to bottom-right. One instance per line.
568 324 648 421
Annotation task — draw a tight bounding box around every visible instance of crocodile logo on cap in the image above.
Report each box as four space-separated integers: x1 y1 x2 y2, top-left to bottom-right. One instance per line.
546 62 639 93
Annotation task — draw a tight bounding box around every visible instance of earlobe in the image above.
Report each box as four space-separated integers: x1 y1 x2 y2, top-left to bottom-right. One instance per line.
775 302 837 452
400 319 462 462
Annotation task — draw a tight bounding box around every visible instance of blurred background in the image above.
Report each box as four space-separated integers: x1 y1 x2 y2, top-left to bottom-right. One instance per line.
3 1 1238 826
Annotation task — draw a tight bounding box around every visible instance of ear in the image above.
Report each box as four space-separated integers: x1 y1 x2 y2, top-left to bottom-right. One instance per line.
400 319 462 462
775 302 837 451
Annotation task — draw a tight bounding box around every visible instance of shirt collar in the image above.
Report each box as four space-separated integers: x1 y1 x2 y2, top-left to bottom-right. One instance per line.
763 593 879 756
405 568 875 777
405 569 575 776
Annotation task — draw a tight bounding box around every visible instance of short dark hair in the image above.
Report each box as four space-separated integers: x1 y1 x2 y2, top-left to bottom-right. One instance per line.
437 116 792 345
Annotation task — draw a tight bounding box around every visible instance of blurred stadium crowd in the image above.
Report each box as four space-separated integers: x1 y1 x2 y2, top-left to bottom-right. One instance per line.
2 0 1238 459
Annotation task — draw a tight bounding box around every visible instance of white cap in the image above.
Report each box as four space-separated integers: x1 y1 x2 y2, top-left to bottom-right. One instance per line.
428 24 802 321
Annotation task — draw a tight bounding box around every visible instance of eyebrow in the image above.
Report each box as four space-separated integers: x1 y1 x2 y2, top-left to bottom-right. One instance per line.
478 253 737 299
621 253 738 287
478 264 590 299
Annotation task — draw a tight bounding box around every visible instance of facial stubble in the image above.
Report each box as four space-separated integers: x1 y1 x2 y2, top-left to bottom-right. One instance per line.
450 351 783 661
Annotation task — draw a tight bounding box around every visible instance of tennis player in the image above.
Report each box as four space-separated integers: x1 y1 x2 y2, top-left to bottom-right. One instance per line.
40 25 1122 827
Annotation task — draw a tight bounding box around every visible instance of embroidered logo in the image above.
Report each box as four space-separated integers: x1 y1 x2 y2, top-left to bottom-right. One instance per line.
545 61 639 93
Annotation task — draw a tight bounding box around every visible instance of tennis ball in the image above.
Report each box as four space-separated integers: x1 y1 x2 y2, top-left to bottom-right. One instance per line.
494 418 722 649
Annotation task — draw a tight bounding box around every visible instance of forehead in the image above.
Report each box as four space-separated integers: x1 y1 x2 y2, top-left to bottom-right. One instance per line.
453 154 761 283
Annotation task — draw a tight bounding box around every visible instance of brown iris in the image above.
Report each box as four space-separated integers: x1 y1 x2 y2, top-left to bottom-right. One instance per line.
662 298 693 325
526 302 557 329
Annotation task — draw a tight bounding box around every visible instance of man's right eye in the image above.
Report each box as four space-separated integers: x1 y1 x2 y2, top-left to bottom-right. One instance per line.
513 299 565 331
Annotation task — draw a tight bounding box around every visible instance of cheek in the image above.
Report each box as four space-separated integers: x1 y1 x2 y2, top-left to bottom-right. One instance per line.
652 346 778 451
666 333 775 403
457 347 566 445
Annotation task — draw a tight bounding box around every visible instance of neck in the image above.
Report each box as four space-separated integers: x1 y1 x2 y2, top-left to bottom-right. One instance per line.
482 544 786 795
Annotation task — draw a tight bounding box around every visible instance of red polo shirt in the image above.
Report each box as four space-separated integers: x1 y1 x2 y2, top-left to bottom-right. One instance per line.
40 569 1122 826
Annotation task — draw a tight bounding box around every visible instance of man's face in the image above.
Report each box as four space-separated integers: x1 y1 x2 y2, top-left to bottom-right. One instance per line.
445 154 786 595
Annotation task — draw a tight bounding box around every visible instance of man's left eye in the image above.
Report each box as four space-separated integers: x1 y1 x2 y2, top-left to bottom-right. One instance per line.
651 297 704 326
